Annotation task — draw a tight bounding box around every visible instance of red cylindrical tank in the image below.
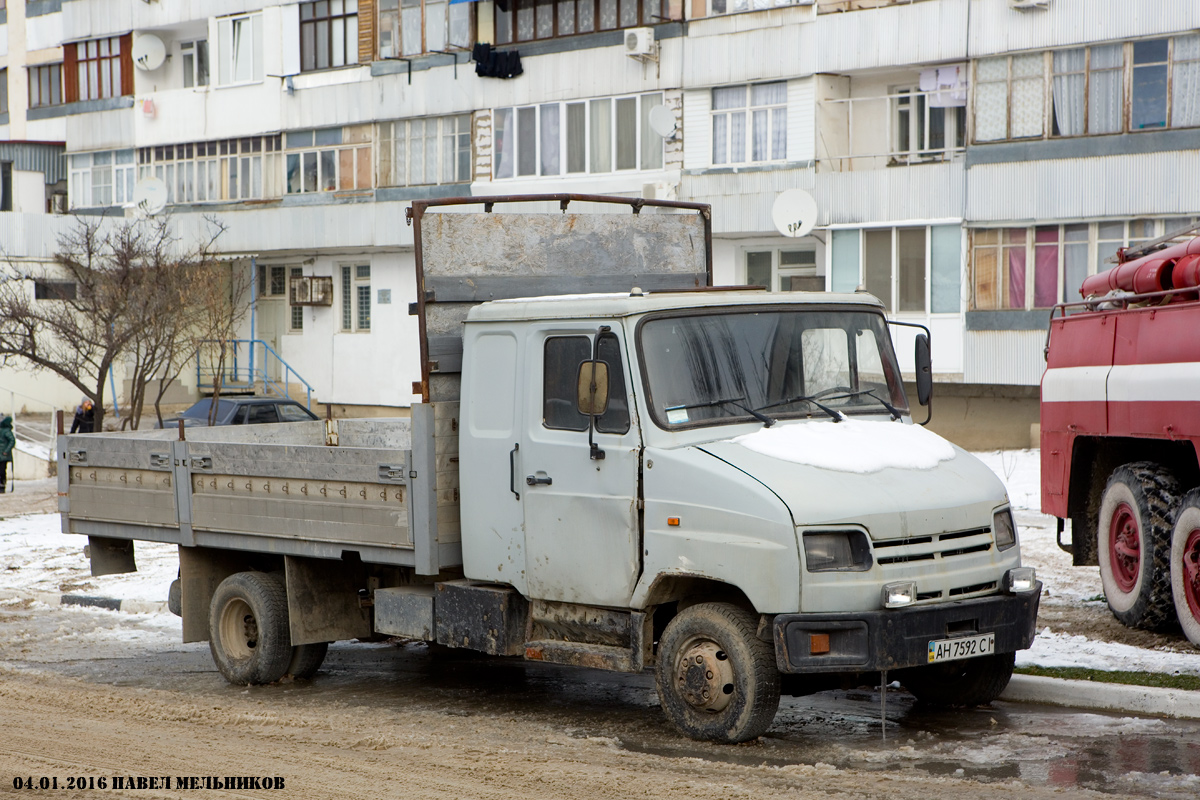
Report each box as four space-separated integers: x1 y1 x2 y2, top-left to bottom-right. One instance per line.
1079 236 1200 298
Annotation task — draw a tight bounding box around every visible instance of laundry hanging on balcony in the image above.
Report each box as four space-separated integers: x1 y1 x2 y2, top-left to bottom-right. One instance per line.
920 65 967 108
472 43 523 79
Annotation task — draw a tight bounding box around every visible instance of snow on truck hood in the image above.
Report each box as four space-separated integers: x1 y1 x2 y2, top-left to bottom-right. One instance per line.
698 420 1008 541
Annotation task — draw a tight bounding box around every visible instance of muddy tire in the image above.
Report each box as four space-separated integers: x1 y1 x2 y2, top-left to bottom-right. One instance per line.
209 572 293 685
655 603 780 743
898 651 1015 707
1097 462 1179 631
1170 488 1200 646
287 642 329 680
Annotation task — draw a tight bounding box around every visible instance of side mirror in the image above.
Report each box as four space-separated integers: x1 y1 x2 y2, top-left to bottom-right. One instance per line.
576 361 610 417
914 333 932 407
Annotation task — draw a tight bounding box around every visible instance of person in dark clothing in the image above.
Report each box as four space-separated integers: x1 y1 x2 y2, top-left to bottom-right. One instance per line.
70 398 95 434
0 416 14 493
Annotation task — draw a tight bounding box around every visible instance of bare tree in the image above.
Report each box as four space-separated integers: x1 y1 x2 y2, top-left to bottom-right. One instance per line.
0 216 229 431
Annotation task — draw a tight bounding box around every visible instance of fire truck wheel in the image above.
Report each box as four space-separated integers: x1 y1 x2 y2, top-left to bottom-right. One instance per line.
1170 489 1200 645
1097 463 1179 631
287 642 329 680
208 572 294 685
898 651 1015 707
655 603 780 743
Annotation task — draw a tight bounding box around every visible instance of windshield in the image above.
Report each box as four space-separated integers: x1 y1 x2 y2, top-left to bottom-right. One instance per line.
638 308 907 429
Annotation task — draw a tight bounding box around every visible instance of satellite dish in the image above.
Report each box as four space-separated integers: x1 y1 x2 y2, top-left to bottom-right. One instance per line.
133 34 167 71
771 189 819 238
132 177 168 216
648 105 676 139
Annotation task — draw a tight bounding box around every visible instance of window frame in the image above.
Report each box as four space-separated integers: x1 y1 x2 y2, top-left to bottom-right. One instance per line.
68 149 136 209
34 280 78 301
379 114 472 187
289 267 306 332
65 35 132 103
494 0 669 45
300 0 360 72
380 0 472 58
216 12 264 86
138 136 281 205
710 82 788 166
286 127 373 194
493 93 664 180
340 264 371 332
0 68 7 115
180 40 210 88
27 63 63 108
743 247 822 293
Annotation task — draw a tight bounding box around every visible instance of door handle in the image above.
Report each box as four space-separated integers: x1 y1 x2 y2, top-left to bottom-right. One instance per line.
509 443 520 500
525 474 553 486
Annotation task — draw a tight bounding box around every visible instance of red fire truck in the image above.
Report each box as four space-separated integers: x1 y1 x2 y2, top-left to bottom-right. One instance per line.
1041 228 1200 646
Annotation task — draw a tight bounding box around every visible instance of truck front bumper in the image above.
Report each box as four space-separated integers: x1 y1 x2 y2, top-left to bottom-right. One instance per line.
772 585 1041 674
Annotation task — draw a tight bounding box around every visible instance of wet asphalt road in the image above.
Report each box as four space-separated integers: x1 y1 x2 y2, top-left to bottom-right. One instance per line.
16 621 1199 800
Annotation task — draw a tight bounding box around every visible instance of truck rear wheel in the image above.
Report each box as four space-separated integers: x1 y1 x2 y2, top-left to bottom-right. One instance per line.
209 572 293 685
655 602 780 743
287 642 329 680
1097 463 1178 630
899 652 1015 707
1170 489 1200 646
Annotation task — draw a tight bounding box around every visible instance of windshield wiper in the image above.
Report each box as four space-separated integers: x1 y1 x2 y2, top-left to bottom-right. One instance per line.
822 389 904 421
755 394 844 423
665 396 775 427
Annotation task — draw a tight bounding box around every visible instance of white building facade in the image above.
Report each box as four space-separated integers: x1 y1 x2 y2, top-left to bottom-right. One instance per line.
2 0 1198 444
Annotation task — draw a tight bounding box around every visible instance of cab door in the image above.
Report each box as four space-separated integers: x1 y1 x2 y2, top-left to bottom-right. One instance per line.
521 325 641 607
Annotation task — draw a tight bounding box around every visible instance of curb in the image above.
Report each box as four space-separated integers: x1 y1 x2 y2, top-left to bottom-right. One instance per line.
1000 673 1200 720
0 589 169 615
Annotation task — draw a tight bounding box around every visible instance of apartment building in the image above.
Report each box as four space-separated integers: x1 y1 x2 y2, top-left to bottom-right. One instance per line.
1 0 1197 445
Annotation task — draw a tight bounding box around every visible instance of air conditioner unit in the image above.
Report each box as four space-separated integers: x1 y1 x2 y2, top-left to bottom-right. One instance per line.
624 28 655 58
1009 0 1049 10
289 276 334 306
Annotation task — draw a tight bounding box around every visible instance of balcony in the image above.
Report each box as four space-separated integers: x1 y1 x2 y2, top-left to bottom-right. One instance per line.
818 87 965 172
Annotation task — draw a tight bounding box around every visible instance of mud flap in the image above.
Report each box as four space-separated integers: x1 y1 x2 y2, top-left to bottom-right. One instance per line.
85 536 136 577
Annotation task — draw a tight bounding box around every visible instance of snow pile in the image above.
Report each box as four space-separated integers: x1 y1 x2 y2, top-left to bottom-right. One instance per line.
730 419 956 473
1017 628 1200 676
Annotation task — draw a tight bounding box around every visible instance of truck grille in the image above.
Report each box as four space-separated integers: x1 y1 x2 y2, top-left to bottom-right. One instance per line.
873 526 993 566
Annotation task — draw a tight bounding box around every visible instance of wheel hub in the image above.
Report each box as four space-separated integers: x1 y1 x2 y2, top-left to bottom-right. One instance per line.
1183 529 1200 622
218 598 259 661
676 640 735 713
1109 502 1141 593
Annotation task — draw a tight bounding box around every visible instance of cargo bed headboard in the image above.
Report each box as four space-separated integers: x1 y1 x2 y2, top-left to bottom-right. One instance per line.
407 194 713 403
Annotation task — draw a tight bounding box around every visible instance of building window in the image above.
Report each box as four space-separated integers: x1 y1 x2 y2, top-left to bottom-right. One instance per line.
379 115 471 186
978 35 1200 143
136 136 282 205
286 127 372 194
494 0 668 44
708 0 798 14
66 36 131 102
711 83 786 165
969 217 1200 311
379 0 471 57
69 150 136 208
301 1 359 72
27 64 62 108
34 281 78 301
290 268 305 331
341 265 370 331
181 40 210 88
494 93 664 179
831 226 961 314
893 87 965 160
745 249 821 293
0 69 8 114
217 13 264 85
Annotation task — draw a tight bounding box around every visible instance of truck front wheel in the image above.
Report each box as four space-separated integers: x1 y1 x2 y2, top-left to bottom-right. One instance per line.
209 572 294 685
1170 488 1200 646
898 651 1015 707
1097 463 1178 630
655 603 780 743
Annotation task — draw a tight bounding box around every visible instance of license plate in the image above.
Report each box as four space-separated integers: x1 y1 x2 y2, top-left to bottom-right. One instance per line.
927 632 995 664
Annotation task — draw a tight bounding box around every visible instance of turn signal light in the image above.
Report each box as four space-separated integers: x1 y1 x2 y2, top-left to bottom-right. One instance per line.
810 633 831 655
667 517 680 527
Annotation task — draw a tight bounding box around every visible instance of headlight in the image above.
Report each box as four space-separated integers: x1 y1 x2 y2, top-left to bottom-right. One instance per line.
993 508 1017 551
882 581 917 608
803 531 872 572
1004 567 1037 594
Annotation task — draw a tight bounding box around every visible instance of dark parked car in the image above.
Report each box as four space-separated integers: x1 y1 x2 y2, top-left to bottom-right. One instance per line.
160 396 319 427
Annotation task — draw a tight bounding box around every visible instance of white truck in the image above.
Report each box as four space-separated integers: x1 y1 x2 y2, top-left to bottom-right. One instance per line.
60 195 1039 743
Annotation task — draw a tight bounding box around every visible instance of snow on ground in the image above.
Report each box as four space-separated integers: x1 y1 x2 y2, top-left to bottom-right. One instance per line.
1 448 1199 676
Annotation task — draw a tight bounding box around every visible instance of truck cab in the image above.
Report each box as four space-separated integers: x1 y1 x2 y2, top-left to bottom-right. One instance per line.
460 288 1040 742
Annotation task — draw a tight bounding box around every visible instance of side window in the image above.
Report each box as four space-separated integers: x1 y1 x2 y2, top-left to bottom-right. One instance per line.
595 333 630 434
247 405 280 424
232 407 249 424
278 403 313 422
543 336 591 431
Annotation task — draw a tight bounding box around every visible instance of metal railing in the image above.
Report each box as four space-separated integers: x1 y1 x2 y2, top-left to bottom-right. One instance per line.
0 386 59 458
820 90 966 171
195 339 314 409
